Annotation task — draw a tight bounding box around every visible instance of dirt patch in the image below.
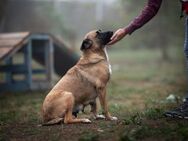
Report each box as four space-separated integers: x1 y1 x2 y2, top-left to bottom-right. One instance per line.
1 120 125 141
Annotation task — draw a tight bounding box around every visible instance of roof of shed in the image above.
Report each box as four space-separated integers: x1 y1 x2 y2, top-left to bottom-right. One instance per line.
0 32 30 61
0 32 79 76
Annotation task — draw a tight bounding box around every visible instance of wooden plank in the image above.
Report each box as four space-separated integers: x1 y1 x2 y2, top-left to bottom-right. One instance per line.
44 39 54 87
0 64 24 72
0 37 29 61
0 65 45 74
0 81 52 92
31 81 52 90
0 38 23 47
0 32 30 40
0 81 29 92
0 32 30 61
49 39 54 85
30 34 49 40
5 57 13 84
0 47 13 59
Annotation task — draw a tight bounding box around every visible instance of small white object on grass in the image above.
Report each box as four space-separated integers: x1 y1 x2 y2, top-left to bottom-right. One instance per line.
166 94 176 103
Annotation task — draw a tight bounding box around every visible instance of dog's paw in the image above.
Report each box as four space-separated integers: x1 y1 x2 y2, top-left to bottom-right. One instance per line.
82 118 92 123
111 116 118 121
94 114 105 120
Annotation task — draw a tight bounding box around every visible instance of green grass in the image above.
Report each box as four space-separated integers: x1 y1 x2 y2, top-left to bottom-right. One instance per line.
78 132 99 141
0 48 188 141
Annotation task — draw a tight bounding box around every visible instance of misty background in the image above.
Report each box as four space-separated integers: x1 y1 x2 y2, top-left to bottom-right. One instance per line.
0 0 185 60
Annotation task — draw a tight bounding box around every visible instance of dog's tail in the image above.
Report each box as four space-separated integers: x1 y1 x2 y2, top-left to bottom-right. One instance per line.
40 118 64 126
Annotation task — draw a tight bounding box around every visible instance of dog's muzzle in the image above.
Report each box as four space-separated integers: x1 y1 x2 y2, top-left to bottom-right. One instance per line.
97 31 113 45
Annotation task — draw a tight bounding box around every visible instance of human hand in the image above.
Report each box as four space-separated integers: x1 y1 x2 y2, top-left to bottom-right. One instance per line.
107 28 128 45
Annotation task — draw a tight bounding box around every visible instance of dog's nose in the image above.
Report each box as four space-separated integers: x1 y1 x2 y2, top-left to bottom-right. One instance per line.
108 31 113 34
107 31 113 37
107 31 113 38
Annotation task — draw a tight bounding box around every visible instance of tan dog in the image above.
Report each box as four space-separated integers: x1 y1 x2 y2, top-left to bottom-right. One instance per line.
42 30 117 125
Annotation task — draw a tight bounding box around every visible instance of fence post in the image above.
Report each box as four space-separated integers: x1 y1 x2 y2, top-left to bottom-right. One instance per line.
45 37 54 87
5 57 13 84
25 39 32 89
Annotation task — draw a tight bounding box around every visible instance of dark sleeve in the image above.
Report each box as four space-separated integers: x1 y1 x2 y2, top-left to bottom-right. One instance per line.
125 0 162 35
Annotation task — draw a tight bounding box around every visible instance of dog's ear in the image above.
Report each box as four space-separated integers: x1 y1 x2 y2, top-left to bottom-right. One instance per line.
96 29 101 35
80 39 93 51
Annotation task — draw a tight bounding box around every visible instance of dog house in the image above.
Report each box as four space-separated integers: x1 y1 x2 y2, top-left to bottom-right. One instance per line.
0 32 79 92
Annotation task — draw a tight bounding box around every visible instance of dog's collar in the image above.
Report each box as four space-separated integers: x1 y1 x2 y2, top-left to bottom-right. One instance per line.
79 56 106 65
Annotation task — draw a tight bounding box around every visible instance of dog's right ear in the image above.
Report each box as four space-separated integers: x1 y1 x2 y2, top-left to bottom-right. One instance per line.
80 39 93 51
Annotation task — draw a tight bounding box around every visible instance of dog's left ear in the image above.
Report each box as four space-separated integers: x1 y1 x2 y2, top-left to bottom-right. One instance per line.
80 39 93 51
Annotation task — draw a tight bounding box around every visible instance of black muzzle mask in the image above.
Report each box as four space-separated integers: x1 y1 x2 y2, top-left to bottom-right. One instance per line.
96 30 113 45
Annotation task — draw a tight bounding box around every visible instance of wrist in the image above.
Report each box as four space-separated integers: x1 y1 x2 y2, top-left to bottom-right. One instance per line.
122 27 129 35
124 24 135 35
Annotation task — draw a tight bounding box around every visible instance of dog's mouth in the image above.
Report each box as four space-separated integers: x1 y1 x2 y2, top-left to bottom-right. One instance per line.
96 30 113 45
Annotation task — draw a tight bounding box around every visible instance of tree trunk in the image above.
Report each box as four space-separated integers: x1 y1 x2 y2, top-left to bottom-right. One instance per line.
159 0 170 61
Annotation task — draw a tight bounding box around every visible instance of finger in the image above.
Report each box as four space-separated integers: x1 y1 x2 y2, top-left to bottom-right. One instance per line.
110 34 117 40
108 37 118 45
107 40 115 45
107 41 114 45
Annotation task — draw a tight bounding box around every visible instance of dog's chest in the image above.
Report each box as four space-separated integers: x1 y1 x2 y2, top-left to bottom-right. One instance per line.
104 47 112 75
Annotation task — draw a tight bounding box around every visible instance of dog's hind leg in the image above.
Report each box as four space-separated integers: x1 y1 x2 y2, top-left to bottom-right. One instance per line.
63 92 91 124
42 118 63 126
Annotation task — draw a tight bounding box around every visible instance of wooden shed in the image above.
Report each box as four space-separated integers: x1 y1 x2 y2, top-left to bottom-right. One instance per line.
0 32 79 92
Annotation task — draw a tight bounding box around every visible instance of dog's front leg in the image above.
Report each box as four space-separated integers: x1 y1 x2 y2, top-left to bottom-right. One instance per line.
98 88 118 121
90 100 105 120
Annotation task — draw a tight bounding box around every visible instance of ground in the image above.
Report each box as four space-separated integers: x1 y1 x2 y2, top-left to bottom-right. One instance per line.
0 48 188 141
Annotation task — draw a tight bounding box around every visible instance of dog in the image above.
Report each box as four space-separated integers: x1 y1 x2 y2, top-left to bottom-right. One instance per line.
41 30 117 125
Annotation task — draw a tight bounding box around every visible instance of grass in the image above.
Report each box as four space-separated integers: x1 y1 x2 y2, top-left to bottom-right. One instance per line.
0 47 188 141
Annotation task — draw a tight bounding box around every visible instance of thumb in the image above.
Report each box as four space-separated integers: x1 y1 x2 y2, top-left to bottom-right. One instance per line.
108 36 118 45
110 33 117 40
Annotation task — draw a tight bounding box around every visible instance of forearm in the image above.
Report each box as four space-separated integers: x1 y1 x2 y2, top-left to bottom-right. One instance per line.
125 0 162 34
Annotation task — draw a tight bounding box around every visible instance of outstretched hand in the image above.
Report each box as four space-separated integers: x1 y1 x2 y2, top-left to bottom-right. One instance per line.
107 28 128 45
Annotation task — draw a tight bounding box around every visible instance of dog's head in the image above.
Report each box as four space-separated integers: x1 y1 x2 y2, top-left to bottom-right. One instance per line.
80 30 113 51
